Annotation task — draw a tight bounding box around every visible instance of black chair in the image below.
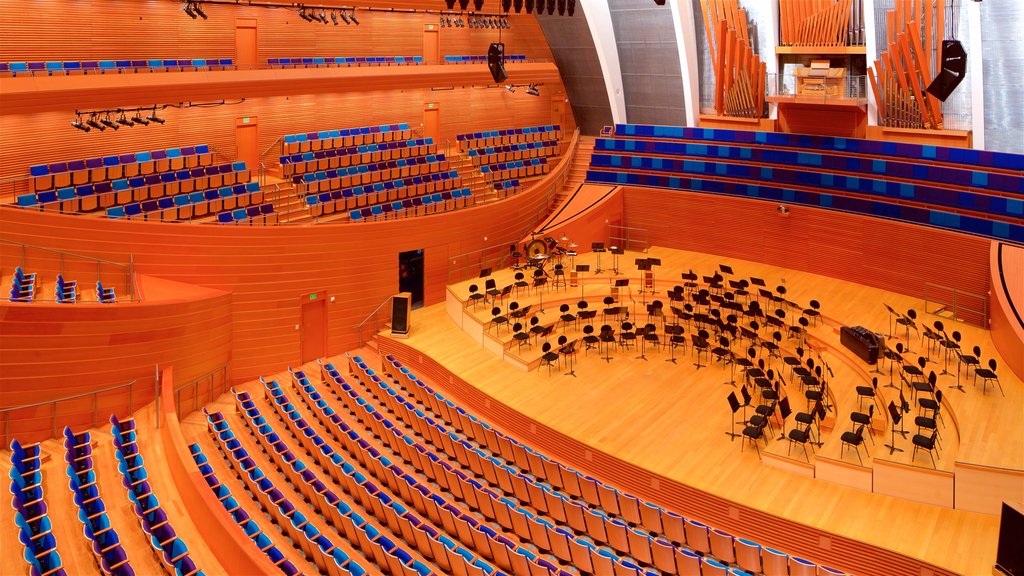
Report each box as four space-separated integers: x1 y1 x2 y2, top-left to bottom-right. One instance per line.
692 329 710 369
919 389 944 428
975 358 1003 396
782 346 804 378
511 322 530 353
559 303 576 331
855 377 877 410
489 306 508 334
598 324 616 362
840 425 867 465
711 335 733 366
761 330 781 359
602 296 619 324
529 316 545 344
577 301 592 326
896 308 918 353
647 300 666 330
803 299 821 326
540 342 560 375
467 284 486 309
793 400 823 449
912 430 940 468
959 344 981 380
560 338 578 376
789 316 809 345
642 323 660 359
915 412 940 451
532 269 547 292
484 278 500 304
582 325 600 355
619 321 636 351
851 405 874 445
911 370 936 404
750 399 777 437
513 272 530 296
552 264 567 290
734 346 756 379
787 423 814 462
741 420 768 458
666 324 686 363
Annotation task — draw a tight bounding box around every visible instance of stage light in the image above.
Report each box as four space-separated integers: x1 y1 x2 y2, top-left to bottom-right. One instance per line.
317 10 328 24
331 10 339 24
147 108 166 124
340 10 352 24
132 113 149 126
116 113 134 128
100 116 120 131
183 1 197 19
526 84 540 96
298 8 311 21
86 115 105 131
505 84 516 93
193 2 207 19
349 10 358 25
71 115 90 133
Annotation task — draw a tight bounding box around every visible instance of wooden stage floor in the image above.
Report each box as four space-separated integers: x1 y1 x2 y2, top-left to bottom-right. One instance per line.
395 245 1023 575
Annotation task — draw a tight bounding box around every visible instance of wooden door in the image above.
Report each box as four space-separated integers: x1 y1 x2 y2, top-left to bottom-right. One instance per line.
423 24 440 65
235 117 259 171
552 97 565 127
300 292 327 363
423 104 440 144
235 18 258 69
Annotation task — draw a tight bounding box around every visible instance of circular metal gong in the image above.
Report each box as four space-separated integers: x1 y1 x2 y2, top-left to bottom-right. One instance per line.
525 239 548 258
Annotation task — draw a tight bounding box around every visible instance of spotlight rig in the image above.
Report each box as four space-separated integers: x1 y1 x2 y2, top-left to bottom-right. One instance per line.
70 100 240 134
182 1 208 20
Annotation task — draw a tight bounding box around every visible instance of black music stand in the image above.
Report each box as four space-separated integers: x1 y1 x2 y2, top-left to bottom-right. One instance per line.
561 340 577 377
636 259 651 294
885 400 904 454
749 277 766 302
614 278 634 321
884 303 899 337
576 265 590 299
592 243 606 274
726 392 742 440
479 268 492 278
776 396 792 440
648 258 661 297
811 402 827 447
897 390 910 438
609 246 624 275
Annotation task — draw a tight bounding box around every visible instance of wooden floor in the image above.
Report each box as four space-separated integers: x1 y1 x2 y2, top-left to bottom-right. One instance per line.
400 245 1024 576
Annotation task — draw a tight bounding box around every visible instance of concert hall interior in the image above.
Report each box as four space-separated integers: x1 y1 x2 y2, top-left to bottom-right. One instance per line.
2 1 1023 576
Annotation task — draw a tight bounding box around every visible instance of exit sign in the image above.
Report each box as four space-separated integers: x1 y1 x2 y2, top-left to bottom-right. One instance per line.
242 117 251 124
427 103 436 109
309 293 317 301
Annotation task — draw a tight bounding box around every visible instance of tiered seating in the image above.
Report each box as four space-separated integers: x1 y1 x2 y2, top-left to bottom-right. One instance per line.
281 138 436 178
480 157 550 182
187 444 300 576
18 161 251 217
107 182 264 222
1 59 233 76
283 368 566 576
443 55 526 64
283 123 413 155
55 275 77 304
456 125 562 151
63 428 134 576
97 282 116 304
110 416 204 576
370 353 850 575
348 187 474 222
467 140 560 166
587 124 1024 243
492 179 522 200
232 385 438 575
9 266 36 302
268 56 423 68
215 203 276 225
294 154 448 194
204 409 367 576
9 439 67 576
28 144 213 192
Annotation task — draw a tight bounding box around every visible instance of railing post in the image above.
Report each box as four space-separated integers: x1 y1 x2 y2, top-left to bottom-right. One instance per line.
52 402 57 440
92 392 98 429
128 381 133 415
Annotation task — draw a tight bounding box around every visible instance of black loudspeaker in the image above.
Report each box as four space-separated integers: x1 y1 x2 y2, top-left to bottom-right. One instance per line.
557 0 565 15
391 293 412 336
513 0 523 12
654 0 666 4
502 0 512 12
926 40 967 101
534 0 543 14
474 0 484 10
567 0 574 15
546 0 555 14
524 0 534 12
488 42 507 83
996 502 1024 576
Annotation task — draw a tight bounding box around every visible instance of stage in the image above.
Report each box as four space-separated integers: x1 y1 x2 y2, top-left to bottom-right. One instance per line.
384 245 1023 576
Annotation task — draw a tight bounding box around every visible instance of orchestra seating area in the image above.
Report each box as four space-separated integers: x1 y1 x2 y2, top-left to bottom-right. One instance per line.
444 54 527 64
0 59 234 75
587 125 1024 243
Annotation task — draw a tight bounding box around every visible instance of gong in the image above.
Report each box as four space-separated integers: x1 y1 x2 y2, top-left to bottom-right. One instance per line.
525 239 548 258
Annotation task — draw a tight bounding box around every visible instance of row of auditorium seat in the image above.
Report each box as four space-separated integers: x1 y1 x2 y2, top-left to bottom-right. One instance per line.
480 157 550 181
468 140 560 166
111 416 204 575
587 167 1024 242
284 368 581 576
369 353 846 575
9 439 67 576
293 155 449 193
234 385 439 576
493 178 523 199
349 188 474 222
611 124 1024 171
444 55 527 64
594 138 1023 195
18 162 252 213
216 203 276 224
30 144 213 192
205 409 371 576
188 444 301 576
588 153 1023 220
107 182 262 221
63 428 134 576
8 269 116 303
280 137 436 177
305 170 463 216
456 125 562 150
1 59 233 76
283 123 412 154
269 56 423 67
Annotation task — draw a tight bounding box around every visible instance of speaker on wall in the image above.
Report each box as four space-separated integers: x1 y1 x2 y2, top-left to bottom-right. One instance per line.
488 42 507 83
926 39 967 101
391 292 412 336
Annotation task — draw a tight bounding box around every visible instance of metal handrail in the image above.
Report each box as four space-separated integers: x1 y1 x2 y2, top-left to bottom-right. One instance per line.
608 224 650 253
0 238 131 268
923 282 988 328
1 379 140 445
354 295 394 346
1 238 138 301
260 135 284 160
173 364 230 418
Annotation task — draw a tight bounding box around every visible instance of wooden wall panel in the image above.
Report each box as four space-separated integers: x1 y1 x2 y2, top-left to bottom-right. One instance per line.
0 83 564 188
620 186 992 301
990 242 1024 380
0 1 553 63
0 137 574 388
